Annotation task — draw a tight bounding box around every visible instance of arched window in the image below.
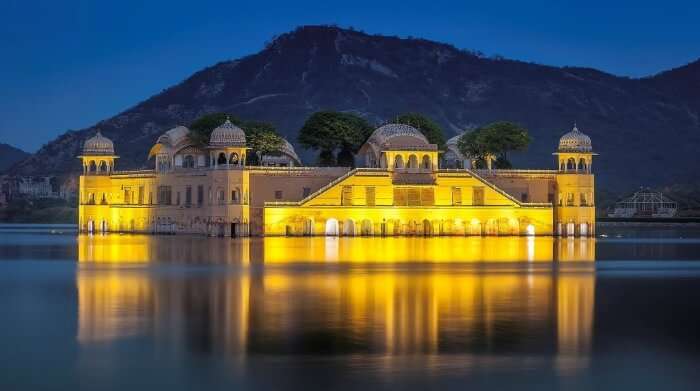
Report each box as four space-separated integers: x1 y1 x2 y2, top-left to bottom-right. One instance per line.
229 152 239 165
183 155 195 168
379 153 387 168
217 153 227 165
88 161 97 173
566 158 576 171
560 162 565 171
394 155 404 169
98 161 108 173
578 158 587 172
421 155 431 169
408 154 418 169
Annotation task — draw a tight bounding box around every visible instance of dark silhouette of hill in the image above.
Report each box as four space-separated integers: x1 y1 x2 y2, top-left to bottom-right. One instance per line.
10 25 700 191
0 143 29 173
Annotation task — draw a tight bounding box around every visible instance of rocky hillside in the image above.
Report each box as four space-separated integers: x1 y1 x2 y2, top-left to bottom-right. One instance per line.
0 143 29 172
9 25 700 191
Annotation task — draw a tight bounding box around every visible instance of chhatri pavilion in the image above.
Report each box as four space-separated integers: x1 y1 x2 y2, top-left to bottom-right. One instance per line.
78 121 596 237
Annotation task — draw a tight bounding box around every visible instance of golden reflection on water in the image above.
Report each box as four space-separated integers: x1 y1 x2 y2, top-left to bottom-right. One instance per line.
77 235 595 264
77 235 595 373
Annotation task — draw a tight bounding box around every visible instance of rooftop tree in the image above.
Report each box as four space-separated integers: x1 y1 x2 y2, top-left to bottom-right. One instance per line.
298 111 372 167
457 121 531 169
395 113 446 150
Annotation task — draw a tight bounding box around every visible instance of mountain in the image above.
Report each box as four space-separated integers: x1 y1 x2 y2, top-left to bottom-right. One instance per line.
9 25 700 192
0 143 30 173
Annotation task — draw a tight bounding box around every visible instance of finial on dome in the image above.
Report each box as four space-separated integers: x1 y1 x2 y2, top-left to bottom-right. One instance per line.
573 122 578 132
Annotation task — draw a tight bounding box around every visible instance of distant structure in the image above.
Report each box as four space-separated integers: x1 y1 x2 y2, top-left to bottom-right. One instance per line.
77 121 597 237
608 189 678 218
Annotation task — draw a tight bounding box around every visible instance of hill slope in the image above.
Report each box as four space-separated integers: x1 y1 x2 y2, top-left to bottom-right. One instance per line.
0 143 30 173
10 25 700 191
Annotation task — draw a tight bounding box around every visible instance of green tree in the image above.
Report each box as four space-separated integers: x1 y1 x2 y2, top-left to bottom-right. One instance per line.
188 113 284 165
244 121 284 165
395 113 446 149
457 121 531 168
298 111 372 167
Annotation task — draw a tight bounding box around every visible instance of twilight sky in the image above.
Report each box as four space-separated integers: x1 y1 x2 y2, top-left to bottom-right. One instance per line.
1 0 698 152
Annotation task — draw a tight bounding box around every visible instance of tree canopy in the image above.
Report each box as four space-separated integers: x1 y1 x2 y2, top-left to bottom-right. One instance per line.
188 113 284 165
457 121 531 169
298 111 372 167
395 113 446 149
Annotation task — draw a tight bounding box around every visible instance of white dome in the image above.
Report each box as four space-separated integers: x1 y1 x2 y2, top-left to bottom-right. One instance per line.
558 124 592 152
367 123 430 149
83 130 115 155
209 119 246 147
157 126 190 148
280 139 301 164
446 132 463 147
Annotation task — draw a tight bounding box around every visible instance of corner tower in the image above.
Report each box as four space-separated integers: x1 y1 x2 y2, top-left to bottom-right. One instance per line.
553 124 596 236
78 130 118 174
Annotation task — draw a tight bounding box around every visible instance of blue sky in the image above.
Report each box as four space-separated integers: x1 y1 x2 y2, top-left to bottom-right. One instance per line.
1 0 698 152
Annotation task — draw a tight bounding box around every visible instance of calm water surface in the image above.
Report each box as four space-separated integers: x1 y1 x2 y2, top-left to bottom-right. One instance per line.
1 224 700 390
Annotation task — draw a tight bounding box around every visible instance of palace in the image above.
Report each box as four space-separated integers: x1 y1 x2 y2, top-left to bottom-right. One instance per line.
78 120 596 237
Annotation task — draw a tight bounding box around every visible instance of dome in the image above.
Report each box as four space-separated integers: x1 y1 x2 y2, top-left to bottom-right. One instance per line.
445 132 466 159
558 124 592 152
149 126 194 158
367 123 430 149
446 132 463 147
83 130 115 155
209 119 246 147
157 126 190 148
280 139 301 164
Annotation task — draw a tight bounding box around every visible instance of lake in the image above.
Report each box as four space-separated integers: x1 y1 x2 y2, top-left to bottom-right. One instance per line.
1 224 700 390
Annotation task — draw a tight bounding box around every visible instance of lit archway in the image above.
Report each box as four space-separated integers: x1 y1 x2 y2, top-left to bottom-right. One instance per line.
394 155 404 169
361 219 373 236
422 219 432 236
325 218 339 236
408 154 418 169
421 155 431 169
343 219 355 236
304 218 315 236
580 223 589 236
526 224 536 236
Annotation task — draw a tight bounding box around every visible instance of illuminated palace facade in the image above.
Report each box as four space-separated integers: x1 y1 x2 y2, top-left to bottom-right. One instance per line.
78 120 596 237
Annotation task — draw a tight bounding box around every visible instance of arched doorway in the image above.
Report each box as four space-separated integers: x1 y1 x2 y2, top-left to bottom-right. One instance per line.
304 218 314 236
526 224 536 236
469 219 482 236
361 219 373 236
422 219 432 236
580 223 589 236
217 153 227 165
343 219 355 236
325 218 339 236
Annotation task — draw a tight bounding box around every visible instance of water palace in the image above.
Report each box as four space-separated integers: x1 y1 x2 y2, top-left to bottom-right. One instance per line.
78 120 596 237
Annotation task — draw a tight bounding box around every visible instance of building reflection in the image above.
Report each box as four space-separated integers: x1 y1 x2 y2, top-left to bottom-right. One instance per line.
77 235 595 371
